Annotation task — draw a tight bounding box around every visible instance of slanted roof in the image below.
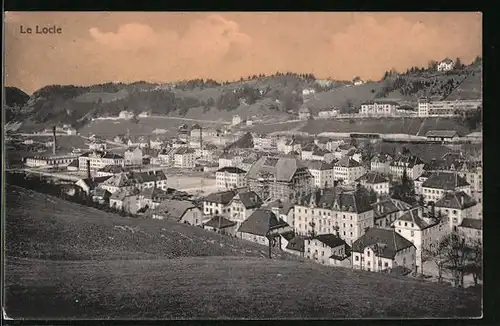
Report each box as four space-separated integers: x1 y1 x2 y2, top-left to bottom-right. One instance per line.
155 199 197 220
237 209 289 236
459 218 482 230
203 190 237 205
76 176 112 189
233 191 263 209
435 191 477 210
356 171 389 184
132 171 167 183
396 208 441 230
67 159 79 168
311 234 347 249
280 230 296 241
335 156 361 168
372 198 413 219
174 147 196 155
286 235 306 252
422 172 470 190
204 216 236 229
352 228 415 259
390 155 425 168
216 166 247 174
304 160 334 171
246 156 310 183
100 173 136 188
425 130 459 138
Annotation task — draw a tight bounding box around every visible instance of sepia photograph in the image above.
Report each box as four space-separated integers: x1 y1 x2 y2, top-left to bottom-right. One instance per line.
3 12 482 319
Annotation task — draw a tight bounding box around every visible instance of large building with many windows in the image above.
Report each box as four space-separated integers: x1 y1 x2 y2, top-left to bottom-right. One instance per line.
417 98 481 117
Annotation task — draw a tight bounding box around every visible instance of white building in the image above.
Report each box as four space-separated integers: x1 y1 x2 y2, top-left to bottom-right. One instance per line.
298 106 311 120
352 228 416 274
437 58 455 72
302 88 316 96
417 98 482 117
216 166 247 190
352 76 364 86
202 190 237 217
228 191 263 225
232 115 242 126
356 171 390 196
457 218 482 246
277 138 301 154
317 108 339 119
138 111 151 118
389 155 425 180
218 153 243 169
25 154 79 168
173 147 196 169
393 206 447 274
435 191 478 232
118 111 134 119
334 157 366 185
304 234 351 267
360 101 399 116
372 198 413 229
237 209 292 246
370 154 392 175
78 151 124 173
421 172 471 204
124 147 143 166
304 160 335 188
425 130 460 142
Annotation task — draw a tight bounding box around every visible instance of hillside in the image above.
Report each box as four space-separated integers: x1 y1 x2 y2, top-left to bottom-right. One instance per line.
4 186 481 319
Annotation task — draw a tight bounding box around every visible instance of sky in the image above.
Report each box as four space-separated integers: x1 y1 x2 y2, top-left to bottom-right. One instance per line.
5 12 482 94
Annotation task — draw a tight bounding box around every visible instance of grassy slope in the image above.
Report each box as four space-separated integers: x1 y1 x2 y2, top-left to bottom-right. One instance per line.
73 89 130 103
4 186 481 319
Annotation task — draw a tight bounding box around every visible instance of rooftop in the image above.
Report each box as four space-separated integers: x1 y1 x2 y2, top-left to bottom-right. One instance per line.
352 228 415 259
425 130 459 138
459 218 482 230
217 166 247 174
422 172 470 190
237 209 289 236
356 171 389 184
435 191 477 210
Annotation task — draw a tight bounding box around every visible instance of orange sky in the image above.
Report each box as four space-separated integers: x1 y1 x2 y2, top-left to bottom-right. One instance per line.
5 12 482 94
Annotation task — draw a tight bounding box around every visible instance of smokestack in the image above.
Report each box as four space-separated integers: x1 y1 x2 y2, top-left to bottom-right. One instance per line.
200 126 203 158
52 126 57 155
87 159 91 179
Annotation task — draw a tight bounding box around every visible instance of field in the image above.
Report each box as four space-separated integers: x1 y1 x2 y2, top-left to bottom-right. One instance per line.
4 186 482 319
166 175 218 195
73 89 130 103
445 71 482 101
300 117 478 136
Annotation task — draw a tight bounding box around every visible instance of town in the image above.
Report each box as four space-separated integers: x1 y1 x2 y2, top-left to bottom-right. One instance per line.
6 56 482 289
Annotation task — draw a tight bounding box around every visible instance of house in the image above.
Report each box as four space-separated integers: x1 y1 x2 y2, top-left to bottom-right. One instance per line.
418 98 481 117
284 235 306 257
334 144 356 160
96 165 128 177
237 209 292 246
277 138 301 154
268 200 295 227
218 153 243 169
333 157 366 185
127 136 150 149
25 154 79 168
109 188 139 213
88 140 107 151
370 154 392 175
302 88 316 96
232 115 242 126
124 147 143 166
66 159 79 172
246 156 312 203
389 155 425 180
203 216 238 235
118 110 134 119
228 191 263 225
352 228 416 274
294 188 374 245
91 188 111 204
172 140 188 148
421 172 471 204
149 136 165 149
360 101 399 116
150 199 203 226
437 58 455 72
414 171 432 195
195 143 218 161
216 166 247 190
457 218 482 246
356 171 390 196
392 206 447 274
78 151 124 173
98 172 137 194
238 156 259 172
158 148 175 166
138 111 151 118
435 191 478 232
173 147 196 169
75 176 112 195
372 198 413 229
303 160 335 189
305 234 351 267
132 171 168 191
298 106 311 120
301 143 320 161
137 187 170 211
353 76 364 86
425 130 459 142
317 108 338 119
202 189 237 217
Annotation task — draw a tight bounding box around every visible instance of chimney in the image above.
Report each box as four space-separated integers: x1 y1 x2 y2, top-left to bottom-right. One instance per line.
87 159 91 179
52 126 57 155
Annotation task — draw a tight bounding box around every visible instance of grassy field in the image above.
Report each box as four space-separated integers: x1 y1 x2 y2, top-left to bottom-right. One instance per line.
73 89 130 103
300 117 478 136
4 186 482 319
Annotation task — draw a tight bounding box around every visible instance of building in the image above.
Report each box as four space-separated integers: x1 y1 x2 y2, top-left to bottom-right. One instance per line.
99 171 168 194
302 88 316 96
301 143 320 161
246 156 312 203
421 172 471 204
457 218 482 246
109 188 139 212
317 108 339 119
96 165 128 177
25 154 79 168
294 188 374 245
203 216 238 235
352 228 416 274
437 58 455 72
277 138 301 154
218 153 243 169
425 130 460 142
370 154 392 175
372 198 413 229
124 147 143 166
389 155 425 180
138 111 151 118
304 160 335 189
202 189 237 217
118 110 134 119
88 140 107 151
393 207 447 274
333 157 366 185
75 176 112 195
334 144 356 160
356 171 390 196
78 151 124 173
228 191 263 225
151 199 203 226
236 209 292 246
137 187 170 211
216 166 247 190
173 147 196 169
360 101 399 116
417 98 481 117
268 200 295 227
435 191 478 232
284 235 306 257
304 234 351 267
298 106 311 120
232 115 242 126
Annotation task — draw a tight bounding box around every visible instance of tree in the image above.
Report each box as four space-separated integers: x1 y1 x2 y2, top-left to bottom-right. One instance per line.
464 239 482 286
454 57 463 70
440 232 468 287
422 241 448 281
427 60 438 71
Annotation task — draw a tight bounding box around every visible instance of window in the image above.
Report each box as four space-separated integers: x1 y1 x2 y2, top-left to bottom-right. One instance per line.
453 210 457 214
384 262 388 268
411 231 414 237
355 255 359 261
404 222 407 227
322 251 324 256
367 261 371 266
367 250 371 257
411 223 414 228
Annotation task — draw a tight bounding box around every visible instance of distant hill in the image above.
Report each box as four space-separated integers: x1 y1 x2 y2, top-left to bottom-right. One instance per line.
5 87 30 107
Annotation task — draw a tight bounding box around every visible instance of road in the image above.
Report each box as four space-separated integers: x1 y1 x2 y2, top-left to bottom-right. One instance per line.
8 168 82 182
148 116 231 125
